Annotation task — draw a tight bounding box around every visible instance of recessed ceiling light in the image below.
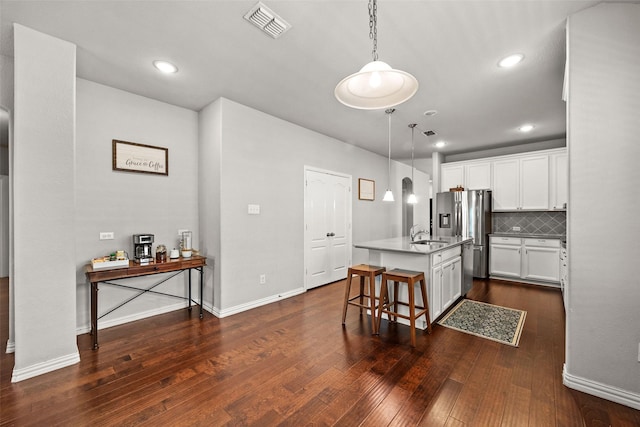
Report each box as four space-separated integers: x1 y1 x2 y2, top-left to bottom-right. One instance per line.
498 53 524 68
153 60 178 74
519 124 534 132
434 141 446 148
423 110 438 117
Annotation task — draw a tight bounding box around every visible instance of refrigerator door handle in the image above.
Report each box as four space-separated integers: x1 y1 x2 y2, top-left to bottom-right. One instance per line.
455 200 461 236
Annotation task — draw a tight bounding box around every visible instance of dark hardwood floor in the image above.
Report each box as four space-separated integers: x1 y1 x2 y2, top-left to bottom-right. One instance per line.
1 276 639 426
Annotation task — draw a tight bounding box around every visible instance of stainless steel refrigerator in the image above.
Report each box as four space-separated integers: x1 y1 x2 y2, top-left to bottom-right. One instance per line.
435 190 492 280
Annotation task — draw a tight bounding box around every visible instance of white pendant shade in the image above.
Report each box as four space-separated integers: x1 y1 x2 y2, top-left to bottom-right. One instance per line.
383 189 395 202
407 193 417 204
335 61 419 110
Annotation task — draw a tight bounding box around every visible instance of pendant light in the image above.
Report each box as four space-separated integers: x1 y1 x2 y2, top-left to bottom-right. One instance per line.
383 108 395 202
407 123 417 204
334 0 418 110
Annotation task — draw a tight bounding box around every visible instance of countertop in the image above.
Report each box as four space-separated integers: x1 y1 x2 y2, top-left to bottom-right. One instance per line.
490 232 565 241
354 236 473 255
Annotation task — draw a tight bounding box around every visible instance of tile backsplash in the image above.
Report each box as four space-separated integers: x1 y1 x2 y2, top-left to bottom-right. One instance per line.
493 211 566 235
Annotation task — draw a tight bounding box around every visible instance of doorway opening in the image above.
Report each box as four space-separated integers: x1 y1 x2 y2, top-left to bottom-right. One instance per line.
402 177 413 236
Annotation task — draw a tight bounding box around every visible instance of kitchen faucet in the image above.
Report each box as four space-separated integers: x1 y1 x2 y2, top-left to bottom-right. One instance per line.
410 224 428 241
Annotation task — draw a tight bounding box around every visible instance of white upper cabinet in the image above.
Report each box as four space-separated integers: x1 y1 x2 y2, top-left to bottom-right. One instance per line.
519 155 549 210
440 161 491 192
493 154 549 211
492 159 519 210
550 152 568 210
440 164 464 191
440 148 565 211
465 161 492 190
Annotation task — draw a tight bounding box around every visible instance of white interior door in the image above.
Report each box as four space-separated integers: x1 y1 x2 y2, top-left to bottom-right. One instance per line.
305 168 352 289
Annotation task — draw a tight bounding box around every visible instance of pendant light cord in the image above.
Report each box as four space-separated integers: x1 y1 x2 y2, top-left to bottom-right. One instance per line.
386 109 394 189
409 123 416 184
369 0 378 61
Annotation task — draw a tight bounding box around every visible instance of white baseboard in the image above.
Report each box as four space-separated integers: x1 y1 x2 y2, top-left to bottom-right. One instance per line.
213 287 306 318
563 364 640 410
11 351 80 383
5 339 14 354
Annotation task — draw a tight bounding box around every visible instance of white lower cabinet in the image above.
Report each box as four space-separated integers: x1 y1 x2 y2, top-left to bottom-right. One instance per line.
522 239 560 282
429 246 462 322
489 237 521 278
489 236 560 284
441 256 462 310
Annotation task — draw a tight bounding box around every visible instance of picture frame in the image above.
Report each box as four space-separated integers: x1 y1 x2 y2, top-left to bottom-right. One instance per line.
112 139 168 176
358 178 375 201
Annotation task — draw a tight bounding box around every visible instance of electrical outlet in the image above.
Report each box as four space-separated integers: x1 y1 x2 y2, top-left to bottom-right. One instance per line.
259 274 266 284
248 204 260 215
99 232 114 240
512 226 521 231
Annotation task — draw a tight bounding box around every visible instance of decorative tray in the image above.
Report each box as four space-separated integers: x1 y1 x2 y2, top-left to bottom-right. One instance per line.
91 258 130 270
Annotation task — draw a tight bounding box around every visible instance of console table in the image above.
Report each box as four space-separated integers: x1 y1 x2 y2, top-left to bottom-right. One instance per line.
85 255 206 350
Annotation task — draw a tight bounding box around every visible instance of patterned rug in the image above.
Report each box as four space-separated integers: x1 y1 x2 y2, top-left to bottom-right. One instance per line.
438 299 527 347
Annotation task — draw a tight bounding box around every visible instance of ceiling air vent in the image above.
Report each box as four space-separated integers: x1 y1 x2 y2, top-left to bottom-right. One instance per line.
423 130 437 136
244 2 291 39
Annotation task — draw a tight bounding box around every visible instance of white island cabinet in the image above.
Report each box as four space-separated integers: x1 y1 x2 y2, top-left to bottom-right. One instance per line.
355 236 471 325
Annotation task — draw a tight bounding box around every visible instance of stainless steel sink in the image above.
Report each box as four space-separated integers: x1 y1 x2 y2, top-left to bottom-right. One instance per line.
412 239 447 244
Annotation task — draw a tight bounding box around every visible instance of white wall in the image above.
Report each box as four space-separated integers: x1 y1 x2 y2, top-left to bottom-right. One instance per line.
565 3 640 409
198 99 222 313
12 24 79 381
200 98 429 315
75 79 199 331
0 176 8 277
0 53 14 353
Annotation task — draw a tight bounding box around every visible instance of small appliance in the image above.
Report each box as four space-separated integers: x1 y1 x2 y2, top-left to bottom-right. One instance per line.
133 234 154 264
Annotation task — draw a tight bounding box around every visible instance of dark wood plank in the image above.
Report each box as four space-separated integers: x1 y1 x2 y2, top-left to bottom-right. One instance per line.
1 277 639 426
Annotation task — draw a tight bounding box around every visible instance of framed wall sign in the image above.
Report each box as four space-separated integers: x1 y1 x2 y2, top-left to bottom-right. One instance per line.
358 178 375 201
112 140 168 176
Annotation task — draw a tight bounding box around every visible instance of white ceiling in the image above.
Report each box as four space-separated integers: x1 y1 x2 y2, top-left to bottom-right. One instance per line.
0 0 614 159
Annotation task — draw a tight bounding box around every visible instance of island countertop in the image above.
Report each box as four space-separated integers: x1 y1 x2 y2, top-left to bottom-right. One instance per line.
354 236 473 255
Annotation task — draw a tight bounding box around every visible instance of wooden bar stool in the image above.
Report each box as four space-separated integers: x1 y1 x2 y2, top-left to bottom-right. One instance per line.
342 264 386 335
377 268 432 347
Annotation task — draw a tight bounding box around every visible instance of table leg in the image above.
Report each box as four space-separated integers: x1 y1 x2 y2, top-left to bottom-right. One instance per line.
91 282 99 350
199 266 204 319
188 268 192 311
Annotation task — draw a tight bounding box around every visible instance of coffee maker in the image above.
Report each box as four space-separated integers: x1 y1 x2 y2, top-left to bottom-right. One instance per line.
133 234 154 264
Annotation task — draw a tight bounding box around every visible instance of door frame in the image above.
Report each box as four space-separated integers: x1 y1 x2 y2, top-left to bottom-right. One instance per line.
303 166 352 291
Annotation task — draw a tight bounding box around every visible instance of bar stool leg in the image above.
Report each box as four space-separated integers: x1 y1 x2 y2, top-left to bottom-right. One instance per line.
367 272 378 334
359 275 365 315
393 281 399 323
341 268 354 325
408 278 417 347
376 276 388 335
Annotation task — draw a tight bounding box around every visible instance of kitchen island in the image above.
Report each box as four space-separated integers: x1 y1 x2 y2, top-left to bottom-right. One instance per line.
355 236 473 325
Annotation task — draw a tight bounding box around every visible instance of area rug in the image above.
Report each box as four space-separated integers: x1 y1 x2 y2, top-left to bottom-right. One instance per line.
438 299 527 347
